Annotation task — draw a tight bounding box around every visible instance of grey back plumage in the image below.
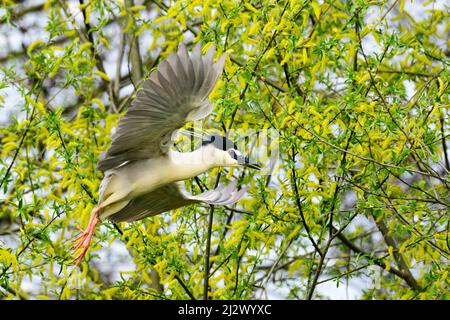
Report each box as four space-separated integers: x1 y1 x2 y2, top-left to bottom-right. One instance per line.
97 43 227 172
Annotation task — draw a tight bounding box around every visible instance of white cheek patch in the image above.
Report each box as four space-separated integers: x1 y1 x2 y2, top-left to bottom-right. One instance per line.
234 150 243 157
224 152 238 165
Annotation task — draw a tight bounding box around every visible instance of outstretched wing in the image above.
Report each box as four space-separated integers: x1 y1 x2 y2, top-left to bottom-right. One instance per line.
97 43 227 172
107 181 247 223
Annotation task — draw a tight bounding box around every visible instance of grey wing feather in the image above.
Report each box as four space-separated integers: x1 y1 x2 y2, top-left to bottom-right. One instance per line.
108 180 247 223
190 180 248 205
108 182 196 223
98 43 227 172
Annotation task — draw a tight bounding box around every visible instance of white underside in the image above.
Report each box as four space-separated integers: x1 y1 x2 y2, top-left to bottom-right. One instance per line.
97 148 213 220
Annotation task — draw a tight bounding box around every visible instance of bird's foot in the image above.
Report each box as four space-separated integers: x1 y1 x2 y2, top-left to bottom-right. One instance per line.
71 207 100 266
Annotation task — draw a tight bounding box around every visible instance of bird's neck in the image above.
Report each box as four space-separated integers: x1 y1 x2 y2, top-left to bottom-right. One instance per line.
168 148 214 181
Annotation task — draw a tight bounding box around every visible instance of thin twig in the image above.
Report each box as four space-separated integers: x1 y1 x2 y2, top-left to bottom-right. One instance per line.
202 204 215 300
175 275 196 300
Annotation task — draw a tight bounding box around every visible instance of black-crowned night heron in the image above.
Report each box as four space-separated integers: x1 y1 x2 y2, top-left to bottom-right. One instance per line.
73 43 260 265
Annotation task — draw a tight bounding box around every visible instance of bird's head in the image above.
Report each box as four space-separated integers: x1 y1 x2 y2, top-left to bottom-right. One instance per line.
201 134 261 170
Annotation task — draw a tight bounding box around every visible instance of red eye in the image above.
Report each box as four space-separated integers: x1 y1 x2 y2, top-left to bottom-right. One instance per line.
227 149 237 160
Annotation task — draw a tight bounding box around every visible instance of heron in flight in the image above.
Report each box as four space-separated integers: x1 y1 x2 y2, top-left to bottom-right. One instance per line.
73 43 260 265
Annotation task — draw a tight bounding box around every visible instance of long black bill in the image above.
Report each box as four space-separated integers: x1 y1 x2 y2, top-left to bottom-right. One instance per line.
237 155 261 170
